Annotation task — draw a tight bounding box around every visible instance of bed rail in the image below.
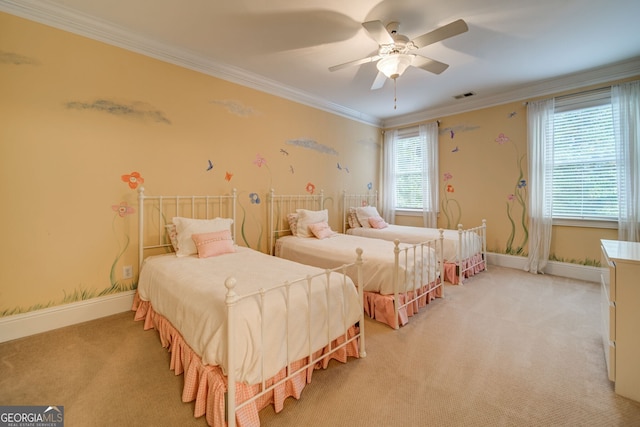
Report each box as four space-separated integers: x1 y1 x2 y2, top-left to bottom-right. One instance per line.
225 249 365 427
268 188 324 255
269 190 445 330
456 219 487 284
391 232 444 329
342 190 378 233
137 186 237 269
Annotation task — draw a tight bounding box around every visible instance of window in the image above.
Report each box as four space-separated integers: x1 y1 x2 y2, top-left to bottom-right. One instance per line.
394 127 424 210
551 89 617 223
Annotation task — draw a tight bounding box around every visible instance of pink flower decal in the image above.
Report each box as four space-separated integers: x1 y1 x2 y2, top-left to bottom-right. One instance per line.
495 133 510 144
443 172 453 181
305 182 316 194
121 171 144 189
112 201 135 217
253 154 266 167
507 194 515 201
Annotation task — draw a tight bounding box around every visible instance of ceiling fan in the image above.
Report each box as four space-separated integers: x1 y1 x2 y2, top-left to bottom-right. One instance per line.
329 19 468 90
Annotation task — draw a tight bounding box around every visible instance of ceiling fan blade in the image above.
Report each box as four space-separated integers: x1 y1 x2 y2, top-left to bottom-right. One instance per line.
411 19 468 49
370 72 387 90
328 55 380 72
362 20 394 45
413 55 449 75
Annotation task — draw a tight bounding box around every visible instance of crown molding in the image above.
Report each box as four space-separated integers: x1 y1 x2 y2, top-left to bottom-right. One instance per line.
383 57 640 128
0 0 383 127
3 1 638 130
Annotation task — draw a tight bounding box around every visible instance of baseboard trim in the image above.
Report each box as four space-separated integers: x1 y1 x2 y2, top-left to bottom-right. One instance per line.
0 255 603 343
486 252 603 283
0 290 135 343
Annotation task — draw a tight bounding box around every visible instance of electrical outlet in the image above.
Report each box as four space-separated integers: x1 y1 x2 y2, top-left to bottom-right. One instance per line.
123 265 133 279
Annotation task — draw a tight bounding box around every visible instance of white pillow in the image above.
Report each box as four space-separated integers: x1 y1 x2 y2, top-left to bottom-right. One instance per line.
356 206 380 229
295 209 328 238
172 216 233 257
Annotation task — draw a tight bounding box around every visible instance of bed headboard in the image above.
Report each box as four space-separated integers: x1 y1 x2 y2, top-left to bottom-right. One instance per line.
267 189 324 255
137 187 237 268
342 191 379 233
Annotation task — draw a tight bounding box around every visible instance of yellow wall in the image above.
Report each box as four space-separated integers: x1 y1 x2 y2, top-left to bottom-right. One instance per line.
1 11 634 317
395 99 624 265
0 13 380 315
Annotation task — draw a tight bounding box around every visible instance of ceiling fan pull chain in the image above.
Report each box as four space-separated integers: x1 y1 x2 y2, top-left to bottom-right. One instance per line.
394 78 397 110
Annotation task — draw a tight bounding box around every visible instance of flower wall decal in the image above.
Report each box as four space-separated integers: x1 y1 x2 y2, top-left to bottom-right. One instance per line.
305 182 316 194
249 193 261 204
496 132 528 255
121 171 144 189
253 154 267 167
441 172 461 229
253 153 272 188
111 202 134 217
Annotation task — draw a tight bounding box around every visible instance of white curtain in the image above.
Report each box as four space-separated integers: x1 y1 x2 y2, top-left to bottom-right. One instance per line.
525 98 555 274
612 80 640 242
420 122 439 227
381 129 398 224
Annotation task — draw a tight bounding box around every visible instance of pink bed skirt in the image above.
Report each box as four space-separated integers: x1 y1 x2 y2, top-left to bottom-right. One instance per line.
132 293 360 427
443 254 486 284
363 279 442 328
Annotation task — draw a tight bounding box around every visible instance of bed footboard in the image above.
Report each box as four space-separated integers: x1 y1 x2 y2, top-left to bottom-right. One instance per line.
225 250 365 427
388 234 444 329
455 219 487 284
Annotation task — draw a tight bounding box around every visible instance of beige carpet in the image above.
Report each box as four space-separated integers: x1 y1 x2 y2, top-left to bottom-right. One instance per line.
2 266 640 426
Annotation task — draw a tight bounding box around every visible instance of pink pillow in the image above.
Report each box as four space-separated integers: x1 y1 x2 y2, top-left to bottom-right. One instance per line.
308 221 337 239
191 229 235 258
368 216 388 229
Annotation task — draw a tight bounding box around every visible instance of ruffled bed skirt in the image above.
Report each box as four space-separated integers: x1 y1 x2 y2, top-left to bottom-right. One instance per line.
132 293 360 427
362 279 442 328
443 253 486 284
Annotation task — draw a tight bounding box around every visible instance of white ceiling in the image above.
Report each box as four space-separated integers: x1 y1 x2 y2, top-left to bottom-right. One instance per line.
3 0 640 127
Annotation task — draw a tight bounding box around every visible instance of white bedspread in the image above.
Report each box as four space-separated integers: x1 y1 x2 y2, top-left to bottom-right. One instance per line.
137 246 361 385
275 234 438 295
347 225 480 262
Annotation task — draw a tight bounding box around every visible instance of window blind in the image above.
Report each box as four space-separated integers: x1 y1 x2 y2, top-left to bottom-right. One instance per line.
395 127 423 209
552 89 617 220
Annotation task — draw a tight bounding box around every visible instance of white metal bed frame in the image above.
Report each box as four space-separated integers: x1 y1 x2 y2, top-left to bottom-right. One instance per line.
268 189 445 329
342 191 487 285
137 187 366 427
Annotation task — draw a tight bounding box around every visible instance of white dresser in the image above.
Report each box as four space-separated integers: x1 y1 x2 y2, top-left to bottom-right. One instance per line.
600 239 640 402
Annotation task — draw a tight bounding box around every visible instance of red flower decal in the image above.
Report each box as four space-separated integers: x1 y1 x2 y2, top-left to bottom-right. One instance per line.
121 171 144 189
305 182 316 194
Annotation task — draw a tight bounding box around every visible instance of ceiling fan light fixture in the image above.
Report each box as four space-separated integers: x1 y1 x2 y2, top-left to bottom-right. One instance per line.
376 54 413 79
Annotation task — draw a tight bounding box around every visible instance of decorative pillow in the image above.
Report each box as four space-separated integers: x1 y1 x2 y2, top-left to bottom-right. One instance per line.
308 221 337 239
347 207 361 229
368 216 389 229
286 212 299 236
356 206 381 229
295 209 329 238
191 229 235 258
172 216 234 257
165 224 179 252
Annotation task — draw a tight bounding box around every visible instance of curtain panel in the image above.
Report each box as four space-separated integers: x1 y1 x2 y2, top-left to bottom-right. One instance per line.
525 98 555 274
613 80 640 242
